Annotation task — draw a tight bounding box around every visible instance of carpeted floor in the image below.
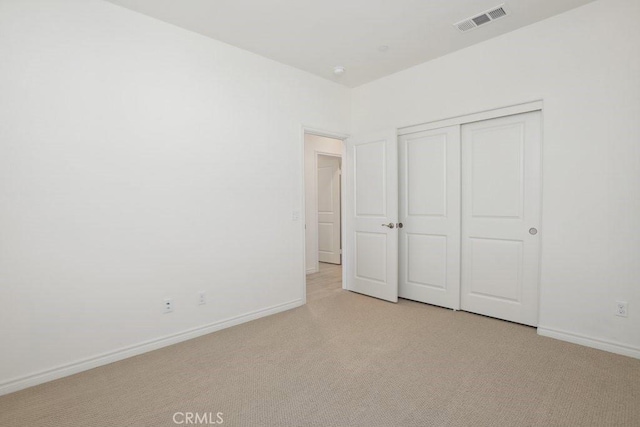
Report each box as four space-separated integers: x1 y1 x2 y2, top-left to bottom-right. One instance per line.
1 262 639 426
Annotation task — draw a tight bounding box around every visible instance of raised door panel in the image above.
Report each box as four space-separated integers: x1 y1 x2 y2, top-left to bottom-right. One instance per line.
470 123 524 219
468 238 523 302
406 234 447 290
406 134 447 217
355 232 387 283
318 223 334 253
317 166 334 214
355 141 386 217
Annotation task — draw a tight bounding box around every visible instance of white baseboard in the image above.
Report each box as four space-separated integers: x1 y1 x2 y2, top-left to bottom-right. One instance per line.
0 298 304 397
537 327 640 359
306 267 318 274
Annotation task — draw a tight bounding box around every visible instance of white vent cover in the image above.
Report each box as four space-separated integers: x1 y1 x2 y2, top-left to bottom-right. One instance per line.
455 4 509 33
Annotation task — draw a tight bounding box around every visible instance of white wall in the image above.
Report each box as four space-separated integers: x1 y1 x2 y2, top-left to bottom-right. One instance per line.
1 0 638 397
351 0 640 356
0 0 350 394
304 134 343 273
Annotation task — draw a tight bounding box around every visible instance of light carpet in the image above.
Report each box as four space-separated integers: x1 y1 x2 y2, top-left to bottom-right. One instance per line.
1 263 638 426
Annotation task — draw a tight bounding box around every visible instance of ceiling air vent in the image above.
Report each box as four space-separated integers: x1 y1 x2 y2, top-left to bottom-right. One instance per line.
455 4 509 33
487 6 507 20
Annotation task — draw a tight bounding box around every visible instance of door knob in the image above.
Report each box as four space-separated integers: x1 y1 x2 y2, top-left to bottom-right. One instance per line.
529 227 538 235
396 223 403 229
381 223 395 229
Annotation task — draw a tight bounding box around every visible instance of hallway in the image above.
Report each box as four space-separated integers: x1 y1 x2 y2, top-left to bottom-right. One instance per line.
307 262 342 302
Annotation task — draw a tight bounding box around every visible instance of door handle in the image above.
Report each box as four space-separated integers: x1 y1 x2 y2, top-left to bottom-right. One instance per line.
381 223 395 229
529 227 538 235
396 223 403 229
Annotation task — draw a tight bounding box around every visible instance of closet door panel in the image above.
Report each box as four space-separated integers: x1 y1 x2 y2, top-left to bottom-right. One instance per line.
461 111 542 326
399 126 461 309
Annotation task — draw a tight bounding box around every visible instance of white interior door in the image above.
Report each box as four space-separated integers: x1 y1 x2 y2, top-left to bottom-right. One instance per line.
461 111 542 326
399 126 461 309
345 130 398 302
317 155 341 264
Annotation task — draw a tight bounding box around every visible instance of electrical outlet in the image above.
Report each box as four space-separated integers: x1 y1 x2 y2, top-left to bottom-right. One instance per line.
615 301 628 317
198 292 206 305
163 298 173 314
292 210 300 221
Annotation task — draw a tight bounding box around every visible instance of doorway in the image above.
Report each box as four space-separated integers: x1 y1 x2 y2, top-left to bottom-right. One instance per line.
303 131 346 299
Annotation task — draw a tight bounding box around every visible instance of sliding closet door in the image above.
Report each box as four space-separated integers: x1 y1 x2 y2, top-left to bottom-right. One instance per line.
460 111 542 326
399 126 461 309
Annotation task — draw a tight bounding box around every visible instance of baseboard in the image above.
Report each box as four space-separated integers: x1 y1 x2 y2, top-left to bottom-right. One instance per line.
0 298 304 397
306 267 318 274
537 327 640 359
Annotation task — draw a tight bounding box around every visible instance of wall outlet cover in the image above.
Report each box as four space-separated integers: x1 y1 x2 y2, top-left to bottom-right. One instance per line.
615 301 628 317
163 298 173 313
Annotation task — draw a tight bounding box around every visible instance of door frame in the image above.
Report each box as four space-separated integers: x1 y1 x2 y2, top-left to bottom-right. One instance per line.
398 99 544 322
398 100 543 136
300 126 349 304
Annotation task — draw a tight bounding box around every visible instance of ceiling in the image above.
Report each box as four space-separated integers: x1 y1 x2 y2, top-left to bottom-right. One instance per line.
105 0 595 87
